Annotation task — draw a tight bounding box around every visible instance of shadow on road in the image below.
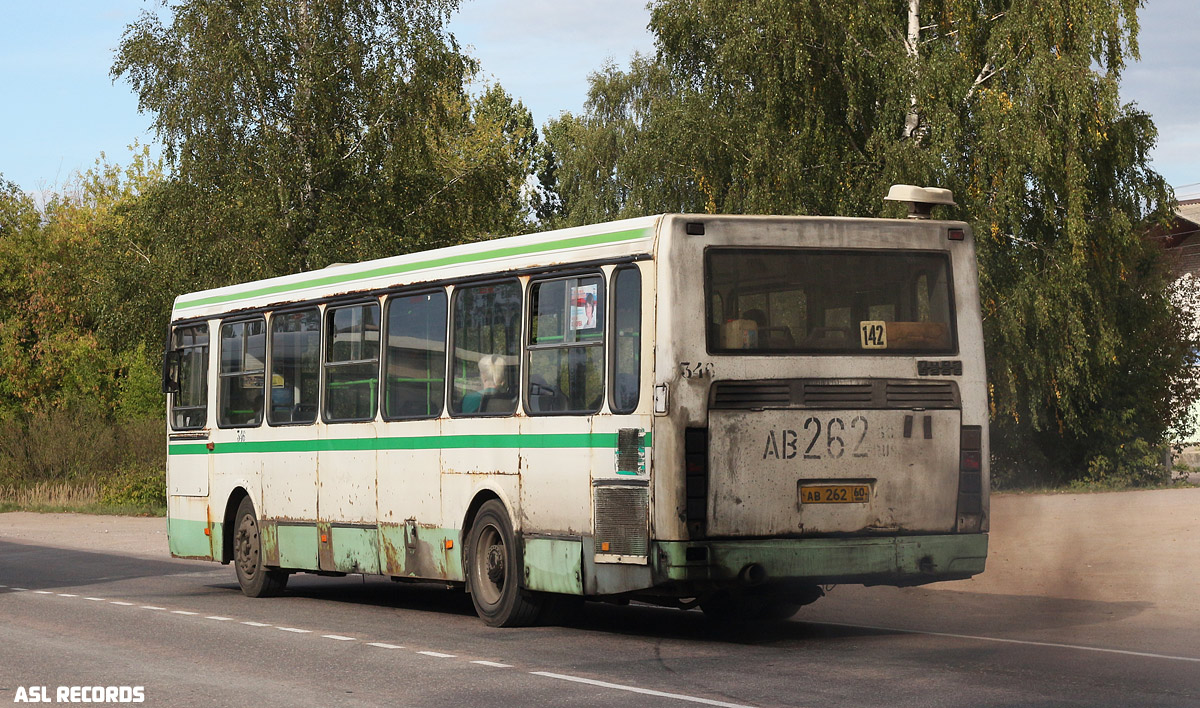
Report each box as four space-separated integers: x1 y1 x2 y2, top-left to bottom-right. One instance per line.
2 538 1154 649
0 540 213 592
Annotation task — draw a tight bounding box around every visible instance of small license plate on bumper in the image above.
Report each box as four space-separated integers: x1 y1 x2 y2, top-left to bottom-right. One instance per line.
799 484 871 504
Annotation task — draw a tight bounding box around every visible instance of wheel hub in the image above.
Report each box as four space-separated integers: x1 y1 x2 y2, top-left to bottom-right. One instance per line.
236 521 258 578
485 544 505 585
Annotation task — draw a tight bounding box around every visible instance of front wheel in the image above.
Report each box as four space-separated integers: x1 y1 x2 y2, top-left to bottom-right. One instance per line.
466 500 543 627
233 496 288 598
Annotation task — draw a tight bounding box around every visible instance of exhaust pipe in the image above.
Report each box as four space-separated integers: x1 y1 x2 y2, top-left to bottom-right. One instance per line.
738 563 767 586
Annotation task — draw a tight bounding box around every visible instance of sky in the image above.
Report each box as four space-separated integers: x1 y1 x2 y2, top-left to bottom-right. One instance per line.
1 1 1196 200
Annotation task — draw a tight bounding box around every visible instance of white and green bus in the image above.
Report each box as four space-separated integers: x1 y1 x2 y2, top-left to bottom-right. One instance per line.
163 186 988 626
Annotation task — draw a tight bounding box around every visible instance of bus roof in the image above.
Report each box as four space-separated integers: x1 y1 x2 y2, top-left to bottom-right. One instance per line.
170 211 968 321
171 214 664 320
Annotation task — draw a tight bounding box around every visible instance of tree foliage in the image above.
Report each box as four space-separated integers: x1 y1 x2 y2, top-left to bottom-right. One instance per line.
0 161 166 485
0 154 163 418
112 0 536 273
2 0 543 486
538 0 1198 483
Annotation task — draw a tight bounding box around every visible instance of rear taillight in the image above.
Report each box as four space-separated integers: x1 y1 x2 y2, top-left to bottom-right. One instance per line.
957 426 983 531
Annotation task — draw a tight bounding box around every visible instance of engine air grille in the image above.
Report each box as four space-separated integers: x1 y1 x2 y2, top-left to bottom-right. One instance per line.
710 379 959 409
594 486 648 556
801 382 873 406
885 381 958 407
711 382 790 408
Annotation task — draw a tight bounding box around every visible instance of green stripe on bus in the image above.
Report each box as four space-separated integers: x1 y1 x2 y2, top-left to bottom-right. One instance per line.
174 226 654 310
168 432 652 455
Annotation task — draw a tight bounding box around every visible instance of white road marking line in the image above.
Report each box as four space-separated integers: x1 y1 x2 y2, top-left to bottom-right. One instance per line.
205 616 233 621
321 634 356 641
33 590 53 594
141 605 167 610
11 587 27 591
241 621 271 627
110 601 134 606
277 627 310 633
0 584 7 588
171 610 199 615
84 597 106 602
531 672 755 708
471 661 512 668
367 643 403 649
417 651 456 658
815 620 1200 664
57 593 78 597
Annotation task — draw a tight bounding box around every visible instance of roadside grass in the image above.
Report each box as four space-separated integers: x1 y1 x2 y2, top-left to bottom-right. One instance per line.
0 500 166 516
993 474 1197 495
0 410 165 516
0 471 166 517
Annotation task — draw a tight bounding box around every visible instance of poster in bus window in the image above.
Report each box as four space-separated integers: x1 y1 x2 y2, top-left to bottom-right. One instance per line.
571 284 599 331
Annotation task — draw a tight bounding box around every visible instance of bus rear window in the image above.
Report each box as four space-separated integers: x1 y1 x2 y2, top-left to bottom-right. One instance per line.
705 249 956 355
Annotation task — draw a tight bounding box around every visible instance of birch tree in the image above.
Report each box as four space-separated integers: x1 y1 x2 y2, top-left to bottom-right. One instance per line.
538 0 1196 483
112 0 537 273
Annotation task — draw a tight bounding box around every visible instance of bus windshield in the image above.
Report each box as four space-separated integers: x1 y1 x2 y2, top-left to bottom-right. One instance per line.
706 248 956 355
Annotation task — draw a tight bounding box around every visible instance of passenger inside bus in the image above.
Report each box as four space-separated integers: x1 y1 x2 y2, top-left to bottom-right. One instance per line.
462 354 511 413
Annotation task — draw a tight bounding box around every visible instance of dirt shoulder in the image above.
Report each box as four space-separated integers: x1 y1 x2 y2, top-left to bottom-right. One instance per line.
929 486 1200 613
3 487 1198 613
0 512 168 559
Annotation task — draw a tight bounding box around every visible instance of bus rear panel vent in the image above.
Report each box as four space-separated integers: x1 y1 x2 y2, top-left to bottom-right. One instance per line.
884 381 958 408
594 486 649 557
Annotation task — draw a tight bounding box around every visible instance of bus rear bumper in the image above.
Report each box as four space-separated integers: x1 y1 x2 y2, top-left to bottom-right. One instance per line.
653 533 988 589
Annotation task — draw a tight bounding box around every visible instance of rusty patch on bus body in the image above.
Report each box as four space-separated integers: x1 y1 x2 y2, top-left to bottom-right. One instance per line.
380 521 452 580
317 521 335 571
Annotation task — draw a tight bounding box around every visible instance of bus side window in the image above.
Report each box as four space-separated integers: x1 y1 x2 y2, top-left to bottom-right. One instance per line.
171 324 209 430
526 274 605 415
383 290 447 420
451 281 521 416
324 302 381 422
268 308 320 425
218 318 266 428
610 266 641 414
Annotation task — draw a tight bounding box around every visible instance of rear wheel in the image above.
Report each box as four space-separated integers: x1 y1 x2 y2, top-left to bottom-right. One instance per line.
466 500 543 627
233 497 288 598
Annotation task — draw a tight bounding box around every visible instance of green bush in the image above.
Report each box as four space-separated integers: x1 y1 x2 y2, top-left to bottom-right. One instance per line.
1080 439 1171 489
0 402 163 488
100 463 166 508
0 403 118 484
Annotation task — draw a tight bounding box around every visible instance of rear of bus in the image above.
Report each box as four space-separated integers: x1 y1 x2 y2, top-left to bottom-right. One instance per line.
648 208 988 611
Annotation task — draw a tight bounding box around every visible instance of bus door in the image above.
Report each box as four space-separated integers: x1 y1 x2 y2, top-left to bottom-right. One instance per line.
376 290 450 580
165 322 214 560
316 302 381 574
260 309 322 571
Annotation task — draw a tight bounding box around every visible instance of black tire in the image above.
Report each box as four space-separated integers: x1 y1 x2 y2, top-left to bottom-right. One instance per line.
233 496 288 598
466 500 543 627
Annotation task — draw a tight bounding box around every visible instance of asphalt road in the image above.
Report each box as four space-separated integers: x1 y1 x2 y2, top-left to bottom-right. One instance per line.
1 537 1196 707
